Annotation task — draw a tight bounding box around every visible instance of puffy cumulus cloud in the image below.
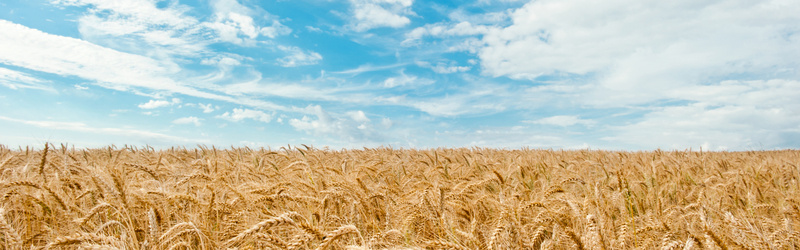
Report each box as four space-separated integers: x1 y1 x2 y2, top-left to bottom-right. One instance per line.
260 21 293 38
137 98 180 109
289 105 383 142
172 116 202 126
198 103 217 113
138 100 171 109
346 110 370 125
207 0 291 45
479 0 800 86
348 0 415 32
524 115 596 127
277 46 323 67
217 108 272 123
380 117 393 129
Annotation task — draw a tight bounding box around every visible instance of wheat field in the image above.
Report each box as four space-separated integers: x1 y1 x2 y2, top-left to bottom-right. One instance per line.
0 144 798 249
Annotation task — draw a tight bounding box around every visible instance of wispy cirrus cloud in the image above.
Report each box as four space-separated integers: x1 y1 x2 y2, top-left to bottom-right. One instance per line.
0 20 290 112
277 46 323 67
0 115 207 144
0 67 54 91
524 115 596 127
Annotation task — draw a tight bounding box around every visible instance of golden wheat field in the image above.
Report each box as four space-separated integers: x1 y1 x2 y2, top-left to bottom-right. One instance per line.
0 144 798 249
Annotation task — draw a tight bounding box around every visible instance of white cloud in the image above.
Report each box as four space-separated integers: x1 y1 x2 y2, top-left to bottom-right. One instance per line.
201 55 242 67
0 67 53 91
57 0 289 61
606 79 800 150
198 103 217 113
607 104 799 150
383 72 433 88
289 105 383 142
277 46 323 67
138 100 171 109
415 61 471 74
53 0 196 27
0 20 289 112
207 0 291 45
346 110 370 123
217 108 272 123
172 116 202 126
478 0 800 94
432 65 470 74
222 80 336 100
403 22 489 45
376 83 510 117
137 98 180 109
260 20 292 39
348 0 415 31
524 115 596 127
306 26 323 33
383 75 412 88
381 117 393 129
56 0 208 58
332 63 407 75
1 20 181 92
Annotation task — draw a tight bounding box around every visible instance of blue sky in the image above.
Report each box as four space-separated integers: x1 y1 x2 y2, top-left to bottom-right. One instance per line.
1 0 799 150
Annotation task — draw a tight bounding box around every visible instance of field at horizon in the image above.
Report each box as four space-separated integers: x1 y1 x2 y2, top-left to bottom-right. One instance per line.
0 144 798 249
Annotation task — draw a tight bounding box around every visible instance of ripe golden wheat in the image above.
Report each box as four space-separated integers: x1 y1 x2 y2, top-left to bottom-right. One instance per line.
0 143 798 249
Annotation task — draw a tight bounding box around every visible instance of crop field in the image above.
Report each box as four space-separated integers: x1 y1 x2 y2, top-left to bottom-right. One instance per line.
0 144 798 249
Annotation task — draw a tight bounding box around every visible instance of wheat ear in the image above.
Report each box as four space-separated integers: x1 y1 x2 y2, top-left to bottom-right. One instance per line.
424 240 469 250
223 211 298 247
316 225 359 250
75 202 112 226
45 233 122 249
157 222 204 249
0 208 22 250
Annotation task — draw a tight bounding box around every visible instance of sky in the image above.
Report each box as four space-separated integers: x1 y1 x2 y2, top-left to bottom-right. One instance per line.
0 0 799 150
